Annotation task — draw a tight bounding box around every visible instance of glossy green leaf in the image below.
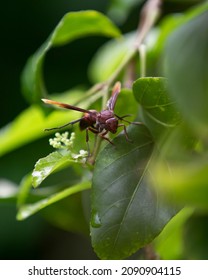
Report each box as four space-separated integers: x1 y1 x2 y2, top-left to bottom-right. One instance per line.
17 180 91 220
21 10 121 103
32 150 75 188
91 125 177 259
133 77 181 140
165 10 208 135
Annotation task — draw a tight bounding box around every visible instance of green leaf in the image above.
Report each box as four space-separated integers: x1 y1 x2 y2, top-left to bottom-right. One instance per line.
0 106 75 157
32 150 75 188
17 180 91 220
108 0 143 24
114 88 139 122
153 207 193 259
152 152 208 209
154 2 208 59
0 89 89 157
133 77 181 140
21 10 121 103
165 10 208 135
42 192 89 235
91 125 177 259
17 173 33 206
149 121 208 209
183 213 208 259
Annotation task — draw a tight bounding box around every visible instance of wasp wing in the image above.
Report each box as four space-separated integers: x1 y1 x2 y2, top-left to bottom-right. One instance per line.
106 82 121 111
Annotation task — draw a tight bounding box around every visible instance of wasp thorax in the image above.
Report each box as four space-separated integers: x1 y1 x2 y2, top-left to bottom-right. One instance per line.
97 110 118 133
79 110 97 130
98 110 114 123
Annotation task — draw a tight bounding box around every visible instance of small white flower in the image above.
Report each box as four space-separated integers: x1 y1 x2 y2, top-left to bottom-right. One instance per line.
72 149 88 163
49 132 87 163
49 132 76 149
79 150 88 156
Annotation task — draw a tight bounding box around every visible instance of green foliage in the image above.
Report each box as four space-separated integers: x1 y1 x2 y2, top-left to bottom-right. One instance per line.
107 0 143 24
153 207 194 259
165 10 208 135
183 213 208 260
150 6 208 211
91 125 177 259
0 89 85 157
1 1 208 260
89 33 135 83
17 181 91 221
133 77 181 140
21 10 121 104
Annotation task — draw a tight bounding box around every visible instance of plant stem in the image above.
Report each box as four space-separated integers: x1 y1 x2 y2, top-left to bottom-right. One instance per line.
87 0 162 164
134 0 161 51
139 44 147 77
106 50 136 88
78 0 161 108
88 135 102 165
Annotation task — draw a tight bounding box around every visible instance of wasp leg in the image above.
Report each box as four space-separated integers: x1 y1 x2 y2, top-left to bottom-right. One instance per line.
99 130 114 145
115 114 143 126
44 118 84 131
115 114 132 121
118 124 133 142
85 128 91 155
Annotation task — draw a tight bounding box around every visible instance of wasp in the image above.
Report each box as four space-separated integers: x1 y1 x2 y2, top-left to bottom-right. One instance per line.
42 82 140 148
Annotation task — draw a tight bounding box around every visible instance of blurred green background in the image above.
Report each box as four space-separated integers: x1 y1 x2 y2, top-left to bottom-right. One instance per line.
1 0 207 260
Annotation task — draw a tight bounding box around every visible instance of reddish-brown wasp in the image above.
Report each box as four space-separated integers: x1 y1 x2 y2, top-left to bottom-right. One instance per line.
42 82 140 148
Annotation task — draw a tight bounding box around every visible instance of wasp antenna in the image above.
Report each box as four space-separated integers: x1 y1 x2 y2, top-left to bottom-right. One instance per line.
107 81 122 111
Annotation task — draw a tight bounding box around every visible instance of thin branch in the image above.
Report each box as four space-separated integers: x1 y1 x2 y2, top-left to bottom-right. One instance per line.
134 0 162 50
139 44 147 77
88 0 162 164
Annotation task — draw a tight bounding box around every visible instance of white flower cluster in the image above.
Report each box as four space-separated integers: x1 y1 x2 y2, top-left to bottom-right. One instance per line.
49 132 88 163
49 132 75 149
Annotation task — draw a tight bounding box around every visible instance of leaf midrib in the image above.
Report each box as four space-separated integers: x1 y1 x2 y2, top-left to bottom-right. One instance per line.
110 147 153 256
